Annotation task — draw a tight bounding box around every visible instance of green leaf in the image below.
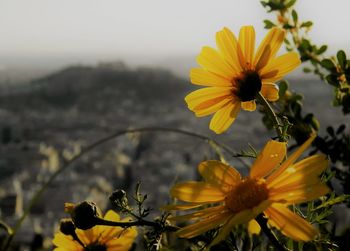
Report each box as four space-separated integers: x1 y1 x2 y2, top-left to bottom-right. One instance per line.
291 10 298 23
316 45 328 55
300 21 313 28
278 80 289 97
263 19 276 29
321 59 336 70
285 0 297 8
325 74 340 87
337 50 347 69
313 195 350 211
303 67 311 73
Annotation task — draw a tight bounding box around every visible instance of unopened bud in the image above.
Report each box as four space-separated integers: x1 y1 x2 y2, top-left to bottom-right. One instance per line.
109 189 128 211
70 201 101 230
59 218 76 236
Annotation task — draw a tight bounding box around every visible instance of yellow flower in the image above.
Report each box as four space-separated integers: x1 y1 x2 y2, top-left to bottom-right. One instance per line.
186 26 301 133
164 135 329 246
53 210 137 251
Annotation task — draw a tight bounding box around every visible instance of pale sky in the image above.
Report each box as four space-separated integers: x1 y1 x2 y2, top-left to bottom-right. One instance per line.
0 0 349 69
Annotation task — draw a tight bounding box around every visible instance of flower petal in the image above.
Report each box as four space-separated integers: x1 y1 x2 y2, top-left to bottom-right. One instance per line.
268 154 328 189
210 210 253 247
238 26 255 67
248 220 261 236
261 83 279 102
260 52 301 82
264 204 318 241
209 101 241 134
267 134 316 184
216 27 242 72
269 183 330 205
197 46 235 79
250 140 287 179
241 100 256 111
254 27 285 71
169 205 227 222
198 160 241 191
190 68 232 87
185 87 233 111
170 181 225 203
210 200 271 247
176 211 232 238
194 97 233 117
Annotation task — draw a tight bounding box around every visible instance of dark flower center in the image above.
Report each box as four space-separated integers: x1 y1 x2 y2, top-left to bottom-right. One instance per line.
225 178 269 213
232 70 262 102
84 243 107 251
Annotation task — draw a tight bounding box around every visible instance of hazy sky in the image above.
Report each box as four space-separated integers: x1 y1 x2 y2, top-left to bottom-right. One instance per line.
0 0 349 68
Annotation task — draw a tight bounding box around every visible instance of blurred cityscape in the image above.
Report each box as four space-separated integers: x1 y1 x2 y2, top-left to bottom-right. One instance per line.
0 61 349 249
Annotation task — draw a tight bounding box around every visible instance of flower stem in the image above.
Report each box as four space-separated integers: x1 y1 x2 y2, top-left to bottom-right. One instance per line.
3 127 238 251
255 213 288 251
257 92 285 141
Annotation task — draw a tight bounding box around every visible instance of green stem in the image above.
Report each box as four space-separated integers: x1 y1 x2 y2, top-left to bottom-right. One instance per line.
257 92 284 141
3 127 238 251
255 213 288 251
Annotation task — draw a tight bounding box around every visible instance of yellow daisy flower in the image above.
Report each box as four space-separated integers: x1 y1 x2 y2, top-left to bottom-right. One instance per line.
164 135 329 246
53 210 137 251
186 26 301 134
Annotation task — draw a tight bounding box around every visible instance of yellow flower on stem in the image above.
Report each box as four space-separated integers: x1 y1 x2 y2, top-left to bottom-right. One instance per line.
53 210 137 251
186 26 301 133
164 135 329 246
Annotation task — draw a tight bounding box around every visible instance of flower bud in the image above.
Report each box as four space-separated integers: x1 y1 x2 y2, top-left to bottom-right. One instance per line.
70 201 101 230
109 189 129 211
59 218 76 236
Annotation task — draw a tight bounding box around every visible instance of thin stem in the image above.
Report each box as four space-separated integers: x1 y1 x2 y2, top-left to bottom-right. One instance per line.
95 217 178 231
255 213 288 251
256 92 284 141
3 127 238 251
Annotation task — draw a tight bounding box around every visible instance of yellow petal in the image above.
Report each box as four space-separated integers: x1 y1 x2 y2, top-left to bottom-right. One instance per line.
267 134 316 184
261 83 279 102
250 140 287 179
170 181 225 203
197 46 235 79
216 27 242 72
176 211 232 238
248 219 261 236
194 97 233 117
198 160 241 192
103 210 120 221
238 26 255 67
169 205 227 222
210 210 253 247
269 183 330 205
209 101 241 134
265 204 318 241
254 28 285 71
190 68 232 87
241 100 256 111
260 52 301 82
268 154 328 189
52 232 80 250
185 87 233 110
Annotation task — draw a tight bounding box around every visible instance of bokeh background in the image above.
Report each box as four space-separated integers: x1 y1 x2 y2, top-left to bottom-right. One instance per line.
1 0 350 249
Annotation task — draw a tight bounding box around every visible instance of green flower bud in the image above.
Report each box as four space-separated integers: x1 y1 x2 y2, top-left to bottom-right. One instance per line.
70 201 101 230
